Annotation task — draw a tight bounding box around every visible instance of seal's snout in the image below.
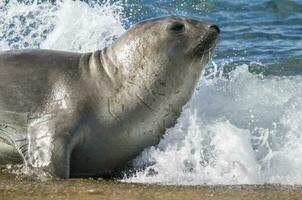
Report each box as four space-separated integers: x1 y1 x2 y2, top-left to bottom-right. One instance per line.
209 24 220 34
206 24 220 41
189 23 220 57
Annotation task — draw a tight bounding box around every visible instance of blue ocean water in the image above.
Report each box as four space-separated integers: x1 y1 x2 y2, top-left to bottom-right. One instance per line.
123 0 302 76
0 0 302 185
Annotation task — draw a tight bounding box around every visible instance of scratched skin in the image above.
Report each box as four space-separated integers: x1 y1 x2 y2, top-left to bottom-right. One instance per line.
0 16 219 178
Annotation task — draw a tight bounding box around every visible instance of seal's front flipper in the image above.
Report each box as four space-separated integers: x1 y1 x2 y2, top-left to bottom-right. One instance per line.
0 119 71 178
25 132 72 179
12 113 73 179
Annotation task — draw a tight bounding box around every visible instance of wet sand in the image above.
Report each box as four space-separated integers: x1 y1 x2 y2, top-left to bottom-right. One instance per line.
1 171 302 200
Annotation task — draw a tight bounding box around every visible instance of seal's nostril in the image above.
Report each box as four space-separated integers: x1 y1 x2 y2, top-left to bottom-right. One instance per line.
209 25 220 34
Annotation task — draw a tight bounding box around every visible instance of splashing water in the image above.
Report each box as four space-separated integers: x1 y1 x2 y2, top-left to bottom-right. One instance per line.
1 0 302 185
0 0 125 52
125 65 302 185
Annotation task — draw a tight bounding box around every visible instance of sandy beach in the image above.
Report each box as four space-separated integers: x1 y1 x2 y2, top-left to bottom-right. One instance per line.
1 171 302 200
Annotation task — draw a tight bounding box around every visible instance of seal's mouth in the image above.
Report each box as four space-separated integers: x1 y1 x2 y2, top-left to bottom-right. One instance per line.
189 25 220 57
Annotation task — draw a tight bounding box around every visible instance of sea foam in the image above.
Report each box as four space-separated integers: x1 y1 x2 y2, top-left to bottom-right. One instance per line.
125 65 302 185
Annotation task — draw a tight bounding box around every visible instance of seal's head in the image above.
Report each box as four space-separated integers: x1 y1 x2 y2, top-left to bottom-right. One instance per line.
104 16 219 110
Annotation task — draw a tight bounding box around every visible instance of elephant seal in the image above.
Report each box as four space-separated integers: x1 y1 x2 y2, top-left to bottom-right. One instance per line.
0 16 219 178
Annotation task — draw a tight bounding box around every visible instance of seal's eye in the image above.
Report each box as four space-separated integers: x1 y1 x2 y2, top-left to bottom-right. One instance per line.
167 22 185 34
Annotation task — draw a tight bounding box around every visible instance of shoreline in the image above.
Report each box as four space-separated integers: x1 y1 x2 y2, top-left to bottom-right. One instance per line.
1 172 302 200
